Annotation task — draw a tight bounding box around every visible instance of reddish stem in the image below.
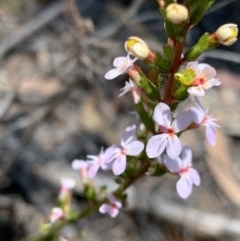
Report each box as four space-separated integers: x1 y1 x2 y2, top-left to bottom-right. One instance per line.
165 40 184 105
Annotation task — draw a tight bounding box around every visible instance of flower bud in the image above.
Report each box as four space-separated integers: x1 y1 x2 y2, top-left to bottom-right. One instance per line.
215 23 238 46
166 3 188 25
124 36 150 60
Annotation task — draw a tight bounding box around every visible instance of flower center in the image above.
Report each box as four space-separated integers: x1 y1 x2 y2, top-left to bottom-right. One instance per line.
159 126 175 136
119 61 130 72
120 148 126 156
192 77 205 86
180 167 189 174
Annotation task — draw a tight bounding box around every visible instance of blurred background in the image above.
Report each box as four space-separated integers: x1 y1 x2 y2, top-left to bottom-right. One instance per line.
0 0 240 240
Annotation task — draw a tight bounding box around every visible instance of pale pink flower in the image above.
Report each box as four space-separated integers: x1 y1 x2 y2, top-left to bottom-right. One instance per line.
106 125 144 175
163 146 201 199
187 61 221 97
72 148 111 179
146 102 192 159
49 207 64 223
104 55 136 80
99 194 122 218
60 178 76 196
119 79 141 103
189 97 219 145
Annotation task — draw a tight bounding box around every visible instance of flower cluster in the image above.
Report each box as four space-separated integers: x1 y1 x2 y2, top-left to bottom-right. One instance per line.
102 52 222 199
46 1 238 228
68 19 238 218
49 178 76 224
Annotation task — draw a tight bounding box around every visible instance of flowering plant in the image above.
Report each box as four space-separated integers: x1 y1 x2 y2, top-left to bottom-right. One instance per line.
21 1 238 240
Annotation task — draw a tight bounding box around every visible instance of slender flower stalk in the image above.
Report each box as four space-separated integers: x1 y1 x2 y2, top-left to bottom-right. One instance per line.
19 1 239 240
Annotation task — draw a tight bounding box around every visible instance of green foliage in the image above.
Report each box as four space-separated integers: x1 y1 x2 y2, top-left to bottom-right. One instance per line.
188 0 216 25
148 162 166 176
184 32 218 61
164 21 186 42
173 85 189 101
135 102 155 133
155 44 174 73
84 184 96 201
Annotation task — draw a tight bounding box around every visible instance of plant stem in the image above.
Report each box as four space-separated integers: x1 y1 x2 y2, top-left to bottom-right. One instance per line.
21 160 151 241
165 40 184 105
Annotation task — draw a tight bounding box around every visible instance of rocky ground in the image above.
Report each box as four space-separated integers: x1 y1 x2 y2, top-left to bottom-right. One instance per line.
0 0 240 241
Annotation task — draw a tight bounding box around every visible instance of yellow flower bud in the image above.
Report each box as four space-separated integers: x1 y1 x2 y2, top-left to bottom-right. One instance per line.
166 3 188 25
124 36 150 60
215 23 238 46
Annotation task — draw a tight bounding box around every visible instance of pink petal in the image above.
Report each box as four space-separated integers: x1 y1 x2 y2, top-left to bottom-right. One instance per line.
104 68 121 80
71 159 88 170
153 102 172 127
176 176 192 199
204 78 221 89
163 155 181 173
173 111 192 132
88 163 99 178
206 125 216 145
109 208 119 218
104 146 119 163
189 107 204 124
181 146 192 168
121 125 136 144
199 64 216 79
125 140 144 156
99 204 110 214
189 168 201 186
112 156 127 175
146 134 167 158
113 56 128 67
166 135 182 159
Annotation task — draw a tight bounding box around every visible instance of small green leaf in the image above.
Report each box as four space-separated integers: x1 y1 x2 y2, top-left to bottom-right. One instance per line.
135 102 155 133
184 32 217 61
155 44 174 73
189 0 215 25
174 85 189 101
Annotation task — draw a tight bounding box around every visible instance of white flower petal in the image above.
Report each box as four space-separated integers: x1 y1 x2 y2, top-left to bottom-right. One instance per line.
125 140 144 156
176 176 192 199
146 134 167 158
166 135 182 159
163 155 181 173
153 102 172 127
173 110 192 132
187 86 205 97
112 156 126 175
189 168 201 186
104 68 121 80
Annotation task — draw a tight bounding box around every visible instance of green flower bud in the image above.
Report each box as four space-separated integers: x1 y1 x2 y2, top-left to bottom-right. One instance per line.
174 69 196 86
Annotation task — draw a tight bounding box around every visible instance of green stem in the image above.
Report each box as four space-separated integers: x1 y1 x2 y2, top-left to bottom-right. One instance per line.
21 160 151 241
